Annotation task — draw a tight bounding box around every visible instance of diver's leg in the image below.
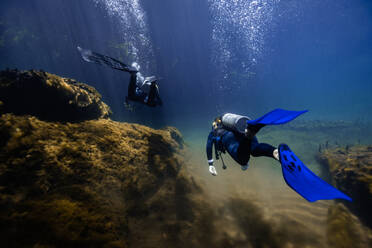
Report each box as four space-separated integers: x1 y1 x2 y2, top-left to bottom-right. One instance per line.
126 72 147 104
146 82 162 106
127 72 137 100
147 83 156 105
250 136 276 159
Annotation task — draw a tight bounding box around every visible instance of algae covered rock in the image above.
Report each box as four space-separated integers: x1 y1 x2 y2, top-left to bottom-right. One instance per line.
326 203 372 248
162 126 184 149
0 69 111 122
0 113 217 248
317 146 372 228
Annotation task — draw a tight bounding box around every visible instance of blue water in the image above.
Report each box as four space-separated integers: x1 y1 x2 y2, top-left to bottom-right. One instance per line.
1 0 371 129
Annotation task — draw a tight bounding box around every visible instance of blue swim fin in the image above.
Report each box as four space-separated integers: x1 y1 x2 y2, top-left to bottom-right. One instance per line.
279 144 352 202
247 109 308 126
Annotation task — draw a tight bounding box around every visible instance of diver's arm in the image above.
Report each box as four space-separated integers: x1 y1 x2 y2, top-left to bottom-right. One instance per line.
206 131 214 164
206 132 217 176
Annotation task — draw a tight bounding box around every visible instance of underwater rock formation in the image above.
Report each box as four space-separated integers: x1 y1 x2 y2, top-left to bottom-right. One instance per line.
317 146 372 229
0 69 111 122
0 113 198 247
326 203 372 248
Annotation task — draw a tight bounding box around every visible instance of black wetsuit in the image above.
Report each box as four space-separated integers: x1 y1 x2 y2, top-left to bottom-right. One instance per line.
77 47 163 107
206 127 275 166
127 73 162 107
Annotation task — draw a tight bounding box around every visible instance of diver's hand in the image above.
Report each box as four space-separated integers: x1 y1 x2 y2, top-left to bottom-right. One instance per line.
209 165 217 176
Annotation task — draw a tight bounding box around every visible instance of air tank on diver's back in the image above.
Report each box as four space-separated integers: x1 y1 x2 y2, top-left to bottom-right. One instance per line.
221 113 251 134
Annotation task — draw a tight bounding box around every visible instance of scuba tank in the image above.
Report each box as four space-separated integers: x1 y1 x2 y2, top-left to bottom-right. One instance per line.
221 113 250 134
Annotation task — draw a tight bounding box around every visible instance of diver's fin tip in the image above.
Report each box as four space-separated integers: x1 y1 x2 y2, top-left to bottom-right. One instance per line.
345 196 353 202
279 144 352 202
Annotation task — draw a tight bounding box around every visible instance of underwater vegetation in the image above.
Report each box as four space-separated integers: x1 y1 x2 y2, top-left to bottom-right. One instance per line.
0 69 371 248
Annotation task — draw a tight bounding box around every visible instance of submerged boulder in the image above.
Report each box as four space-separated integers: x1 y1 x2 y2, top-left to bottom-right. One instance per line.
0 113 199 247
0 69 111 122
317 146 372 228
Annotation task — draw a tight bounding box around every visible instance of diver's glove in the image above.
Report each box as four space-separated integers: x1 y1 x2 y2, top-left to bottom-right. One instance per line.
273 149 279 161
209 165 218 176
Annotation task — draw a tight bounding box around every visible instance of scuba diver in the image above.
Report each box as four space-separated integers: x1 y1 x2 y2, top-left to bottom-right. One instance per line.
77 46 162 107
206 109 352 202
125 69 162 107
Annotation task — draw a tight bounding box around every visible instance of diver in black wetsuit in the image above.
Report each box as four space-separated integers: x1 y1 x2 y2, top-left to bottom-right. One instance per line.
77 46 162 107
125 70 162 107
206 114 279 176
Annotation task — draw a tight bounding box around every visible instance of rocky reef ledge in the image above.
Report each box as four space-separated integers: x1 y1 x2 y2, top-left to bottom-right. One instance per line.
0 69 111 122
317 146 372 229
0 113 204 248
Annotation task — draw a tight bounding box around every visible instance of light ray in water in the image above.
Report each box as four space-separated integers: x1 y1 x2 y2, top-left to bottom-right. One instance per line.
208 0 281 88
92 0 154 73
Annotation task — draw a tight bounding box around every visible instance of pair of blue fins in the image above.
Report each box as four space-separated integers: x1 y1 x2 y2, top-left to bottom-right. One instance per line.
247 108 352 202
